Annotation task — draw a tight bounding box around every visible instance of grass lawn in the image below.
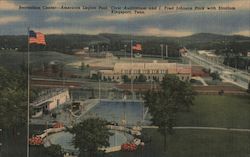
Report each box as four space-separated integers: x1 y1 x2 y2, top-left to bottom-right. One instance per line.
110 129 250 157
175 95 250 129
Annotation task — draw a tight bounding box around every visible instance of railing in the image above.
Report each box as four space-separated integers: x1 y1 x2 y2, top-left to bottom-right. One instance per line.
30 88 68 106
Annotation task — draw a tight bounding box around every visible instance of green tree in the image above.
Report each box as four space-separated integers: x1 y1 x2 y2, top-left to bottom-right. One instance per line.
91 72 101 80
80 62 85 70
144 74 195 152
210 71 221 80
68 118 112 157
46 144 63 157
121 75 130 83
0 67 27 130
247 82 250 93
134 74 147 82
0 65 28 156
59 64 64 78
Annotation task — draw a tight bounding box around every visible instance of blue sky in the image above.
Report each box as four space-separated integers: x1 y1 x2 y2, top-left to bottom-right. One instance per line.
0 0 249 36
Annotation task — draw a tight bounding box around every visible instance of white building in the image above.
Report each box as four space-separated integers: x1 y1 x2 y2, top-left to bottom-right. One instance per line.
30 88 70 118
91 61 192 82
247 52 250 57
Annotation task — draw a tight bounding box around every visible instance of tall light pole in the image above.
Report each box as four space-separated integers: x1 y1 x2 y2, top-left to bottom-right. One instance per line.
124 44 127 58
106 45 109 52
92 45 94 53
27 27 30 157
131 40 134 100
69 86 74 102
165 44 168 58
160 44 163 60
98 78 101 100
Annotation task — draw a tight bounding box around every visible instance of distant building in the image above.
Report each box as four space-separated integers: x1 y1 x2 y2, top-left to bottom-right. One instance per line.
198 50 217 57
247 52 250 57
30 88 70 118
197 50 220 63
91 61 192 82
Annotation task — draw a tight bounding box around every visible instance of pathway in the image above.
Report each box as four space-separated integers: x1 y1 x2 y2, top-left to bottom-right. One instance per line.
192 76 208 86
141 126 250 132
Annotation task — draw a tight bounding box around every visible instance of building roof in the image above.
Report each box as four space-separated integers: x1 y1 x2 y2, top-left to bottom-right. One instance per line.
113 62 191 74
114 62 177 70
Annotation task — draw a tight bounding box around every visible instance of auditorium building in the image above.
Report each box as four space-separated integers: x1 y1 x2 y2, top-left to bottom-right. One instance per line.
91 61 192 82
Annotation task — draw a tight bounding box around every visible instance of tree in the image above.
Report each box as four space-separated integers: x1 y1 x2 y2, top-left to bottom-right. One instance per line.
134 74 147 82
122 75 130 83
91 72 101 80
0 66 28 156
144 74 195 152
247 82 250 93
0 66 27 130
80 62 85 70
210 71 221 81
59 64 64 78
46 144 63 157
68 118 113 157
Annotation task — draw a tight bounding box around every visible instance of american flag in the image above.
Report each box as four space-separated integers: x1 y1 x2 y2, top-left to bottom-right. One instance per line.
29 30 46 45
132 43 142 51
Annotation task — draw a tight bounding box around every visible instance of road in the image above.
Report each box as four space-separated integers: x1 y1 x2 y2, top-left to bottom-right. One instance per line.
31 77 115 90
191 76 208 86
185 50 250 89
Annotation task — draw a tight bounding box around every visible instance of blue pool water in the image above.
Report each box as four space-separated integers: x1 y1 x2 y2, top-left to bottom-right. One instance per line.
84 100 145 125
48 132 75 151
47 130 133 151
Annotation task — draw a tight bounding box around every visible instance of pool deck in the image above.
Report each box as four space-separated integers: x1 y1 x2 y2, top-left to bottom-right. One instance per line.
30 99 100 126
30 99 146 126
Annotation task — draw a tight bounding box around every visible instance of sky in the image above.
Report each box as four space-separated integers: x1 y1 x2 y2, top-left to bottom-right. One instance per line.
0 0 249 37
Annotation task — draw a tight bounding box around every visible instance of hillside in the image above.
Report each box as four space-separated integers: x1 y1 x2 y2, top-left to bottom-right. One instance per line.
0 33 249 55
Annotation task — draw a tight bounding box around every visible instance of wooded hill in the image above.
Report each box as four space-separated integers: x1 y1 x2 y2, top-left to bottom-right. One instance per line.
0 33 250 57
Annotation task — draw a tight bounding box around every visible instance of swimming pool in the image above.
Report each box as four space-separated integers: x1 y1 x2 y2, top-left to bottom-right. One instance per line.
83 100 146 125
46 130 133 152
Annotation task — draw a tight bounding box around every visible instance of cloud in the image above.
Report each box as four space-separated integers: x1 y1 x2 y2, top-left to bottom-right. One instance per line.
64 26 116 34
137 27 193 37
83 27 116 34
45 16 62 22
33 26 115 35
0 1 18 10
0 16 25 25
34 28 64 34
233 30 250 37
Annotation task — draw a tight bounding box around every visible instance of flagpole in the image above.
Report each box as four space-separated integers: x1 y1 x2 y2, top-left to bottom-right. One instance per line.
27 27 30 157
130 40 134 100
